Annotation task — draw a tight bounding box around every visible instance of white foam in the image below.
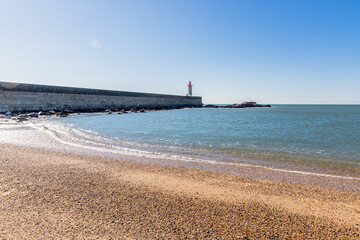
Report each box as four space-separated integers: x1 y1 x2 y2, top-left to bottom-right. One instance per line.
22 120 360 181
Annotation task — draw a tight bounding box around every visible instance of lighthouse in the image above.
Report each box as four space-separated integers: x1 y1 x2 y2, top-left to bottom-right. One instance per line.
187 81 193 96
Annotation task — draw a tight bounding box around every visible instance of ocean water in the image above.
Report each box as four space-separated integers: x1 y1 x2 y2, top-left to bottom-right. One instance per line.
48 105 360 176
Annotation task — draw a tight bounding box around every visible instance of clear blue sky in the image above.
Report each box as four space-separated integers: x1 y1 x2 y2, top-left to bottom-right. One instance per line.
1 0 359 104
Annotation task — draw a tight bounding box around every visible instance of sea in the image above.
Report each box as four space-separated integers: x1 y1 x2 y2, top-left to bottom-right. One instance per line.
1 105 359 179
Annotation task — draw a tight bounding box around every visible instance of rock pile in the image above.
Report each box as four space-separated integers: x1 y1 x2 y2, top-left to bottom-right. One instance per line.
0 105 200 122
0 102 271 123
204 102 271 108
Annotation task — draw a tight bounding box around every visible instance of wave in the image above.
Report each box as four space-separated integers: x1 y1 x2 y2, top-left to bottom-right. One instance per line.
18 120 359 181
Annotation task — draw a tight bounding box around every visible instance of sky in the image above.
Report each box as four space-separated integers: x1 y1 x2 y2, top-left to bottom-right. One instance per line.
1 0 360 104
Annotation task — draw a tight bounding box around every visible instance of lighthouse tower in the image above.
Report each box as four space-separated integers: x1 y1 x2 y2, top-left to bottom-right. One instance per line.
187 81 193 96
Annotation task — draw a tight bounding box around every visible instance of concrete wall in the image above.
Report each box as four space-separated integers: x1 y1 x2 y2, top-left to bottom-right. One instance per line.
0 82 202 113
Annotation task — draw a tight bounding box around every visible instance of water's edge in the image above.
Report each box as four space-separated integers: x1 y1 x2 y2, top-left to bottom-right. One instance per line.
1 116 359 192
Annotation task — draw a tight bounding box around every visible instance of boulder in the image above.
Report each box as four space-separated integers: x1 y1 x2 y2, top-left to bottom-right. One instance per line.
64 109 74 114
18 114 28 118
17 117 28 122
28 113 39 118
38 111 50 116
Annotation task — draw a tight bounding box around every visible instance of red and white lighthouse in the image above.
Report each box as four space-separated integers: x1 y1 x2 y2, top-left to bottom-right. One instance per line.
187 81 193 96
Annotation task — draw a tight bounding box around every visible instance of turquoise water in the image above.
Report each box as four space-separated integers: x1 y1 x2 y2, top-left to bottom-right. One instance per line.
53 105 360 175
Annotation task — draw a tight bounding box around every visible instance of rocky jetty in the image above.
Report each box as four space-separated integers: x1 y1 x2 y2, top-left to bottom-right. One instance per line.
0 102 271 123
204 102 271 108
0 105 200 122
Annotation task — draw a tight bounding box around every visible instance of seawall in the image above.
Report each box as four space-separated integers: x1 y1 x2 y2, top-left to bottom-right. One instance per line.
0 82 202 113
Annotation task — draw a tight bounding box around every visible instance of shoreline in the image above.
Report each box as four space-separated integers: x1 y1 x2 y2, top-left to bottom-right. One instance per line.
1 143 359 239
0 117 359 193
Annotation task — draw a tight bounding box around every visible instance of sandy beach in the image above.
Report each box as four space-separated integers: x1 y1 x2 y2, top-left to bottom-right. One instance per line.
2 0 360 238
0 143 359 239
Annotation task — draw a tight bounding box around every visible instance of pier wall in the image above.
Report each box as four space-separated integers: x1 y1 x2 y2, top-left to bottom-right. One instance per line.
0 82 202 112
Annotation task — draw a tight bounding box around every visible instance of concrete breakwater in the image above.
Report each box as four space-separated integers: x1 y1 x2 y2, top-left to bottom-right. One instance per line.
0 82 202 113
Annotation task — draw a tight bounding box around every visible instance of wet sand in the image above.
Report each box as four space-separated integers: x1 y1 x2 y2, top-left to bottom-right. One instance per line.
0 143 359 239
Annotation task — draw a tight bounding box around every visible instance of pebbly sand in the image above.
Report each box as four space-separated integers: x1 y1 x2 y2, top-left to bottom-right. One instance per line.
0 143 359 239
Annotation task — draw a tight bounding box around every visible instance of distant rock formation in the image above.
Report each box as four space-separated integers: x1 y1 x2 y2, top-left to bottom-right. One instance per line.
204 102 271 108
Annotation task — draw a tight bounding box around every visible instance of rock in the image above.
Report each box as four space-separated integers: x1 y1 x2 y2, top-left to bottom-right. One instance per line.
28 113 39 118
38 111 50 116
5 111 12 116
17 117 28 122
204 105 219 108
105 109 114 114
64 109 74 114
239 102 258 107
204 102 271 108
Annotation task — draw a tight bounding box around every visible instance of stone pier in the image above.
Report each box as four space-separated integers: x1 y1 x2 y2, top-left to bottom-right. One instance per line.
0 82 202 113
